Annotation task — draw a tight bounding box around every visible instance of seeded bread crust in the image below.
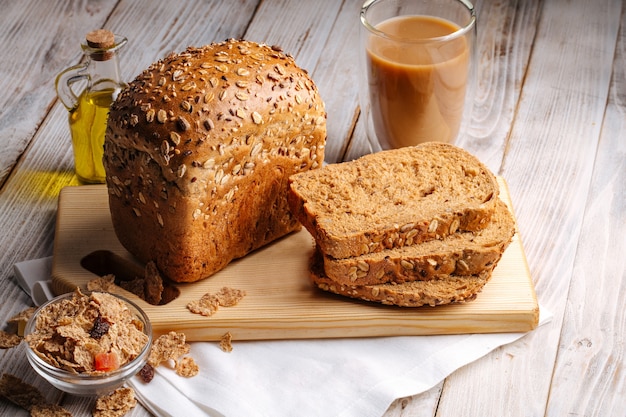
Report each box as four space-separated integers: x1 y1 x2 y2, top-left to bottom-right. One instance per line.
323 200 515 285
104 39 326 283
288 143 499 260
310 249 494 307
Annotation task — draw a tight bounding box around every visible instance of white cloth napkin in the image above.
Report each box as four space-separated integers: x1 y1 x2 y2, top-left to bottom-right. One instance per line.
14 257 552 417
13 257 55 306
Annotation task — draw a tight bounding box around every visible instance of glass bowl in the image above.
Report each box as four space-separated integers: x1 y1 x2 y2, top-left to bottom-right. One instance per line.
24 291 152 396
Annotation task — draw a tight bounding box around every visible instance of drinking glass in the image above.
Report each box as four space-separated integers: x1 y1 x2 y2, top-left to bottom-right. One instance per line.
360 0 476 151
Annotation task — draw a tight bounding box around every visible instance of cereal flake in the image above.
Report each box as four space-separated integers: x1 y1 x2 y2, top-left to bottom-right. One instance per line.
87 274 117 293
219 332 233 353
186 287 246 316
175 356 199 377
30 403 73 417
0 330 21 349
93 387 137 417
148 331 190 368
0 373 47 410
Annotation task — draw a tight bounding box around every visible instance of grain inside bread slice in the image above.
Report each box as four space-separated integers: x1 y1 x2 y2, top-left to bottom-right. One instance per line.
288 142 499 260
322 199 515 286
310 249 495 307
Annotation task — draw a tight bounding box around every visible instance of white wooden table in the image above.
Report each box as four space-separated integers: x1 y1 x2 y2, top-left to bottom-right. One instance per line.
1 0 624 415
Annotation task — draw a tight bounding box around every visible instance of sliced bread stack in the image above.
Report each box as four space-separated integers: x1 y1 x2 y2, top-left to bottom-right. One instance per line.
287 142 516 307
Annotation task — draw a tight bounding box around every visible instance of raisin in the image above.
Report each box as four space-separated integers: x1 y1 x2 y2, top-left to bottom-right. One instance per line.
138 363 155 383
89 315 110 339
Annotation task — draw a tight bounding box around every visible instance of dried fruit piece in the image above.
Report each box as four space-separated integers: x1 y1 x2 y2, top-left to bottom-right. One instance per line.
89 315 111 339
138 363 155 383
94 352 120 372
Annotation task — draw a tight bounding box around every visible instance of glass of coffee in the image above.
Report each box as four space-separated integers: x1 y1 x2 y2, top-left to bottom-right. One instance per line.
360 0 476 151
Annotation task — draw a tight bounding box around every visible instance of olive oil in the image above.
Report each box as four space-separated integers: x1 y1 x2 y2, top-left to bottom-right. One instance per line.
55 29 127 184
68 88 116 183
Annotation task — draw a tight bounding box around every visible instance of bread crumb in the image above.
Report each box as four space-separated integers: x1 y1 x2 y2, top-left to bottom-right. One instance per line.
175 356 199 377
93 387 136 417
219 332 233 352
187 287 246 316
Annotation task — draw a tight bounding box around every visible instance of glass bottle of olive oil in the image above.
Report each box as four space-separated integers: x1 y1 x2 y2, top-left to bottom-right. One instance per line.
56 30 127 183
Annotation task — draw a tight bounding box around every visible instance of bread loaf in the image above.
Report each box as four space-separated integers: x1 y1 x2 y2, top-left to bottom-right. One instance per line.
322 200 515 286
103 39 326 283
288 142 499 260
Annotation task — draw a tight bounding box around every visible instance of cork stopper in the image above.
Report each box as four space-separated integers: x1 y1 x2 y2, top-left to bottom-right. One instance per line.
86 29 115 61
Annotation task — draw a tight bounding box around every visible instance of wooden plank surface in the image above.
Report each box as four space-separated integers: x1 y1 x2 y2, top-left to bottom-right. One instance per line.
544 4 626 414
434 1 624 416
51 178 538 341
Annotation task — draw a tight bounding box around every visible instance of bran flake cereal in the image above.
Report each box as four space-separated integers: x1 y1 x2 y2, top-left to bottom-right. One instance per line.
87 274 117 293
175 356 199 377
88 261 165 306
0 373 47 411
0 330 21 349
93 386 137 417
148 331 190 368
25 289 149 374
30 403 73 417
8 306 36 337
219 332 233 352
187 287 246 316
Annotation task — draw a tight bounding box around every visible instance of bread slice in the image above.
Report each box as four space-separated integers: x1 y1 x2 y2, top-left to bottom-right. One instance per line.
322 200 515 286
288 142 499 260
310 249 494 307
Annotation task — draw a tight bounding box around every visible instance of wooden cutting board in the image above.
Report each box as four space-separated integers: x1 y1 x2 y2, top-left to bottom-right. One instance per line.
51 177 539 341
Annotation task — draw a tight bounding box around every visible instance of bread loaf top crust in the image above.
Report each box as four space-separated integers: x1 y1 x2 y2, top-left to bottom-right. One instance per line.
288 142 499 259
104 39 326 283
106 39 326 191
